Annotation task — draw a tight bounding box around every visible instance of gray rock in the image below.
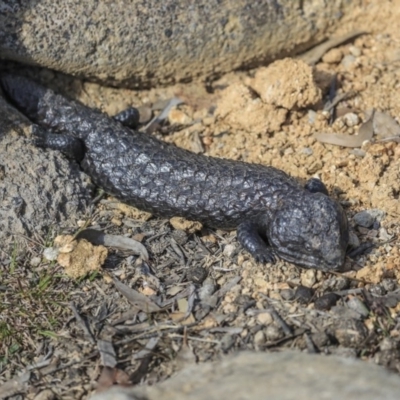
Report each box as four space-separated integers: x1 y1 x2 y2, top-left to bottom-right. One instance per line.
346 297 369 318
348 231 360 247
223 244 237 257
354 210 375 228
368 208 386 221
0 0 364 88
354 209 385 228
90 351 400 400
0 95 92 250
280 288 295 301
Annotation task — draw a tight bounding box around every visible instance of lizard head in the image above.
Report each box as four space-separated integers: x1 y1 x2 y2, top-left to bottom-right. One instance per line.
267 193 349 271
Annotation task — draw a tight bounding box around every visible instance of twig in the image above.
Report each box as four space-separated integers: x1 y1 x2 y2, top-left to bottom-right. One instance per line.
69 302 96 344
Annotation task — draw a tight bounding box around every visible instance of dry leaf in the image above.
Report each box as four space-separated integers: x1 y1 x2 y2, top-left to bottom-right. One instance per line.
76 229 148 260
373 111 400 139
112 276 161 313
98 340 117 368
298 30 365 65
314 111 374 148
95 367 131 394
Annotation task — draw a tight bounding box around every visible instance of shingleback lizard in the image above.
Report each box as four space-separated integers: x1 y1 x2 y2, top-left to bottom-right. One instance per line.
1 74 349 270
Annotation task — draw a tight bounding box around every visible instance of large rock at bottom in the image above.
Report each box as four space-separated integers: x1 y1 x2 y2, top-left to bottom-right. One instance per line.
0 95 92 250
91 351 400 400
0 0 364 88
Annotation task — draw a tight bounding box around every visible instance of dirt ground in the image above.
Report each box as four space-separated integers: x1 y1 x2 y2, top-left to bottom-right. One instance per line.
2 2 400 399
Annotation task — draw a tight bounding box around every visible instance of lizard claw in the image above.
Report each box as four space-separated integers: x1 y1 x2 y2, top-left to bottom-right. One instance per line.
254 249 276 264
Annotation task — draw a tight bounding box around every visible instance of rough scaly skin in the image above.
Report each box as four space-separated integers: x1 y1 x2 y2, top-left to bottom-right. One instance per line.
1 75 349 270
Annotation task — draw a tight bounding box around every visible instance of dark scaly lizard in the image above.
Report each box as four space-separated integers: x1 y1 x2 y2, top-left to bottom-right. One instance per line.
1 75 349 270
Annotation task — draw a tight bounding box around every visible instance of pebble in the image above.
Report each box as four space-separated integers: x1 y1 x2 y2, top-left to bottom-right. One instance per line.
346 297 369 318
343 113 359 127
314 293 340 310
294 285 314 304
256 312 273 326
373 111 400 138
198 278 217 302
353 210 375 228
138 312 148 322
254 330 265 346
307 161 323 175
348 45 362 57
137 106 153 124
223 244 237 258
383 294 399 309
332 305 364 321
348 231 360 248
372 219 380 230
111 217 122 226
280 288 295 301
310 331 330 348
334 318 368 347
301 147 313 156
168 108 192 125
187 266 208 284
170 229 188 245
378 227 393 241
43 247 59 261
368 209 386 222
341 54 356 69
235 294 253 307
169 217 202 233
375 349 399 368
220 334 236 352
331 277 350 291
265 324 283 341
357 226 375 236
379 337 398 351
30 256 41 267
301 269 316 287
382 279 397 292
307 110 317 125
350 148 366 157
369 284 385 296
